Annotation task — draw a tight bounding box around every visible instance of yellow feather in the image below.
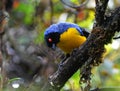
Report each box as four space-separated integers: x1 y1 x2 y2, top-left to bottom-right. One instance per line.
57 28 86 54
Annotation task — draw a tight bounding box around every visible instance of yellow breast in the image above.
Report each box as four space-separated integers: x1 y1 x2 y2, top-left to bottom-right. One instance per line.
57 28 86 54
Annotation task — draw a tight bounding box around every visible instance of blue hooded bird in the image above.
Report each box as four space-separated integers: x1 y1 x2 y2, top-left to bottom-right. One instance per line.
44 22 89 62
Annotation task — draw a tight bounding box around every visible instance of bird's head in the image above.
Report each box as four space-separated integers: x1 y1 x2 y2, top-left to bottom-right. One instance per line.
44 24 61 50
44 32 60 50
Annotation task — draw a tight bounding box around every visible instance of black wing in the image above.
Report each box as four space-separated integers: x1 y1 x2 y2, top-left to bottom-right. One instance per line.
81 27 90 38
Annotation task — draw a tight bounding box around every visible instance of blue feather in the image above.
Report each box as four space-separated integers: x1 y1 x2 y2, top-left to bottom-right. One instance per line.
44 22 83 36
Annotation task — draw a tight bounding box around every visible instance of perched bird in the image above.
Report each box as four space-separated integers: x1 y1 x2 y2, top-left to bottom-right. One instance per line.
44 22 89 62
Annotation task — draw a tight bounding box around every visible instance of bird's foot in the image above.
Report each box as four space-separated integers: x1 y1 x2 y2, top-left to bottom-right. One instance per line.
71 48 78 56
58 59 65 71
58 54 70 71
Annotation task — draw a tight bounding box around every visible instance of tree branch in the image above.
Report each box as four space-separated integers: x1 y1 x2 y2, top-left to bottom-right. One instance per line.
95 0 109 27
42 0 120 91
49 27 106 90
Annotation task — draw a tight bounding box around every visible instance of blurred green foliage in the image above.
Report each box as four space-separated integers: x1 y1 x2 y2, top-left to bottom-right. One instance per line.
13 1 35 25
62 70 80 91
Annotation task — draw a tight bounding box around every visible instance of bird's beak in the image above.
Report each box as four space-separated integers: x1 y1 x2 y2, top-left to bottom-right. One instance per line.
52 44 56 50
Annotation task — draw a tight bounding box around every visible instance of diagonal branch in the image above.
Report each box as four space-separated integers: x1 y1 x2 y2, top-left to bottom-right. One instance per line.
42 1 120 91
49 27 106 90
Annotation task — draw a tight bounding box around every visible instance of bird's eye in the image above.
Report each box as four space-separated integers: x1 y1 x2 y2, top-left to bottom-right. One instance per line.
48 38 52 42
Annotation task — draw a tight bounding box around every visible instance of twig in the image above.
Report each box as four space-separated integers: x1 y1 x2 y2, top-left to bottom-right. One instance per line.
60 0 89 9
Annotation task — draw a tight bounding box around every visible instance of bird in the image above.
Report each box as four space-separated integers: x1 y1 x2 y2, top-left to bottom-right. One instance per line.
44 22 90 63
